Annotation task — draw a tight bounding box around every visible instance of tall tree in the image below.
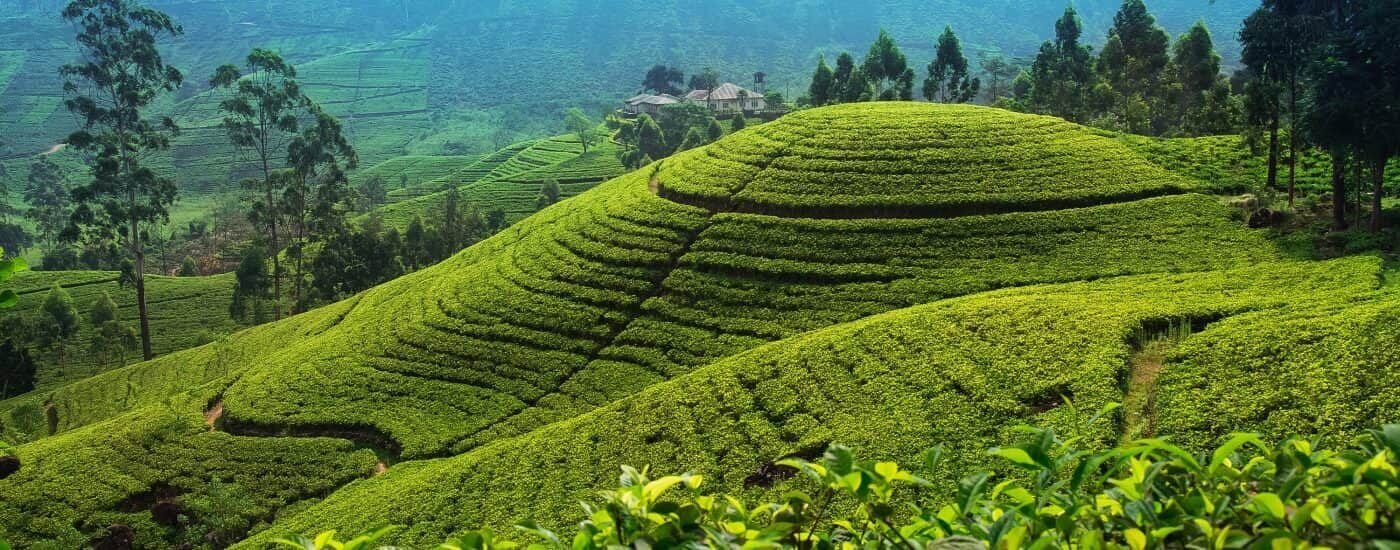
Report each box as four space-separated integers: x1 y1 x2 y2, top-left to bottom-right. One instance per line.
688 67 720 92
924 26 980 103
978 52 1022 103
285 108 356 313
831 52 865 103
565 108 598 153
88 291 135 370
706 118 725 143
211 48 305 321
23 155 69 247
230 244 269 323
1029 6 1095 121
1240 1 1323 207
0 164 19 224
636 114 668 161
1174 21 1235 136
642 65 684 96
357 174 387 211
862 30 913 101
1096 0 1173 134
809 56 835 107
39 284 80 371
60 0 184 361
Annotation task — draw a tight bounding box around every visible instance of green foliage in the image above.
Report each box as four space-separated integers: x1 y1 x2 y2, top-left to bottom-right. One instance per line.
0 246 23 309
564 109 598 153
234 257 1385 547
660 103 1193 214
21 155 67 247
861 30 914 101
0 270 238 386
924 26 979 103
310 422 1400 550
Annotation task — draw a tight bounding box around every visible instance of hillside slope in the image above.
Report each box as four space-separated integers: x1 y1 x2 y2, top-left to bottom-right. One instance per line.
0 103 1365 548
240 257 1393 547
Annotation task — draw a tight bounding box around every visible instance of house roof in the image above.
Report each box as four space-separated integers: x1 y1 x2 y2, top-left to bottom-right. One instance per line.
684 89 710 101
626 94 681 106
706 82 763 101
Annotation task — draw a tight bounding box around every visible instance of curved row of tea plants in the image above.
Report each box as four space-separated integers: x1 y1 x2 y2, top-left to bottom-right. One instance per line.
367 135 624 230
236 257 1392 548
0 393 378 549
658 103 1195 216
0 295 363 442
287 422 1400 550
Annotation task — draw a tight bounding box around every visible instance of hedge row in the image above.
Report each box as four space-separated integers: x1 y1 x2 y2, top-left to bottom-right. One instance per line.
234 257 1387 548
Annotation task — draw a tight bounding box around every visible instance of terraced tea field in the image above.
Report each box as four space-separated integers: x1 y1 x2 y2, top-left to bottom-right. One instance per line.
366 135 624 230
0 270 238 386
0 103 1393 549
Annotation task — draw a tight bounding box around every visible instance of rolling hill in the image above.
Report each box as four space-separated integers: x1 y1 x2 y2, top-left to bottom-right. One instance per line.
0 103 1393 548
1 0 1257 212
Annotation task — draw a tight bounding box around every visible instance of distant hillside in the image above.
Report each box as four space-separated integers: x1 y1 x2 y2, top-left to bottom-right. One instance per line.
0 0 1256 199
9 104 1393 549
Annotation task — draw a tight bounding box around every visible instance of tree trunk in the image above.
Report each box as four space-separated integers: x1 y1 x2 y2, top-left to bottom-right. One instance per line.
263 157 282 321
133 221 153 361
1332 151 1348 231
1354 157 1364 226
1266 113 1279 191
1287 76 1297 208
1371 157 1387 234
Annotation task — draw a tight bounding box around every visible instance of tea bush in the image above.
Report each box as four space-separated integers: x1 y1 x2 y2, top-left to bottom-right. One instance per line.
235 258 1390 547
284 422 1400 550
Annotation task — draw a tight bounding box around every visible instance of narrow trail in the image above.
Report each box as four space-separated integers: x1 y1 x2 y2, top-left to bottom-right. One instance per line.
203 400 224 429
1120 340 1169 443
41 143 65 155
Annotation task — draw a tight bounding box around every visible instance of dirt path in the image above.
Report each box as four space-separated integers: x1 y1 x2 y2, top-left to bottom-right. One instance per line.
204 399 224 429
374 461 388 475
1120 340 1169 442
41 143 65 156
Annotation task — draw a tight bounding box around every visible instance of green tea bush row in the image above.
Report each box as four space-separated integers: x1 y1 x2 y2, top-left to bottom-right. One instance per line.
286 422 1400 550
233 258 1388 548
0 394 377 549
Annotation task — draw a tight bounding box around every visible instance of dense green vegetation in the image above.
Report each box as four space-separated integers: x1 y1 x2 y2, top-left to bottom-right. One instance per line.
6 101 1395 548
289 422 1400 549
235 256 1393 547
0 0 1395 543
366 134 624 230
0 270 236 389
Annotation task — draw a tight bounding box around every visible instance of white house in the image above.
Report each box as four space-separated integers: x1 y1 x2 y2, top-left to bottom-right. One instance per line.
685 83 766 114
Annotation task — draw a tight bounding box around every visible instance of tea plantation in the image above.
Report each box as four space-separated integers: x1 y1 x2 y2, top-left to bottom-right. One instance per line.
365 134 625 230
0 270 238 387
0 103 1395 548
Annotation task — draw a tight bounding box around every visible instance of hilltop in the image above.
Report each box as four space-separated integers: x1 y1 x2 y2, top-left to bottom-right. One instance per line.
0 103 1393 548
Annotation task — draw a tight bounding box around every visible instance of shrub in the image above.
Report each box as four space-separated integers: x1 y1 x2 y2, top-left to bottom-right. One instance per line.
289 421 1400 549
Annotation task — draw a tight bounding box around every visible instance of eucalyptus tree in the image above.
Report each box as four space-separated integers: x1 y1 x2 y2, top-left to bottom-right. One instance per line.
211 48 304 320
59 0 184 361
285 108 357 313
925 26 979 103
861 30 914 101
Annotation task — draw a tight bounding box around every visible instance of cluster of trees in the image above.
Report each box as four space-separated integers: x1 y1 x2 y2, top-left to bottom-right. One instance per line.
1238 0 1400 232
1012 2 1240 137
610 104 736 169
229 184 506 323
805 2 1236 139
808 27 980 106
0 285 137 398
